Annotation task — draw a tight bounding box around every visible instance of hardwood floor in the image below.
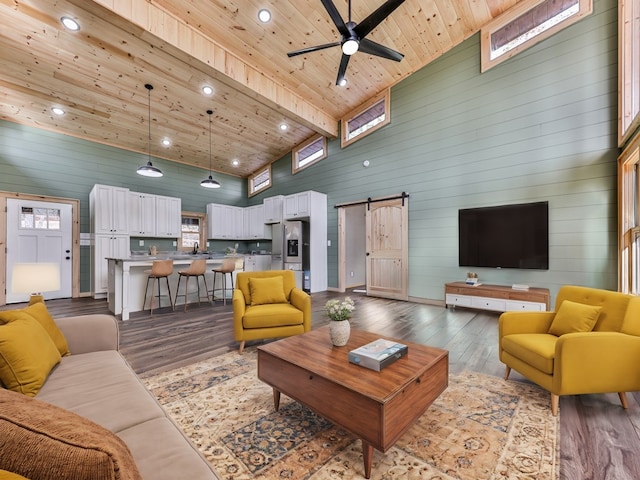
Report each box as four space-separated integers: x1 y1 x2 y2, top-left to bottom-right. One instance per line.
6 291 640 479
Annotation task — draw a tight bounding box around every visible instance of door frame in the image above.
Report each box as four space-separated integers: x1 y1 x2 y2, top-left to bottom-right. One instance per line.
0 191 80 306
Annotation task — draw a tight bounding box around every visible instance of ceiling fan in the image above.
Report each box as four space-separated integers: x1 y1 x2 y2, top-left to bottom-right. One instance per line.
287 0 406 86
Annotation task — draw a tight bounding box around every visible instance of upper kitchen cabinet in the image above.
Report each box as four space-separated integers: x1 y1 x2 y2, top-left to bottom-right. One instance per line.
284 191 311 219
207 203 244 239
90 184 129 234
128 192 156 237
155 195 181 238
263 195 284 224
244 204 272 239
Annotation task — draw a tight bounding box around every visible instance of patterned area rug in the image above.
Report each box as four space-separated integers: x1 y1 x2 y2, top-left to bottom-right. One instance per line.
143 350 559 479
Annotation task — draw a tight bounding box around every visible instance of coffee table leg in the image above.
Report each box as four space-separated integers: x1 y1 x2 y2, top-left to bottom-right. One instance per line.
272 388 281 411
362 441 373 479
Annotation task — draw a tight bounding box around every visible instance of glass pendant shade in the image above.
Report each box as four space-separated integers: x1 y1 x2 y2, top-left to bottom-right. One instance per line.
201 109 221 188
137 83 163 178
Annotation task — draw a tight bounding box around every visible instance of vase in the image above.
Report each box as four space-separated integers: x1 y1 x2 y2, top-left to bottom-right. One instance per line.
329 320 351 346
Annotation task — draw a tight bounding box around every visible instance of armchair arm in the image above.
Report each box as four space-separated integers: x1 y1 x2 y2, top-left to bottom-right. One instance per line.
553 332 640 394
290 288 312 331
232 289 247 341
499 311 555 338
54 314 119 354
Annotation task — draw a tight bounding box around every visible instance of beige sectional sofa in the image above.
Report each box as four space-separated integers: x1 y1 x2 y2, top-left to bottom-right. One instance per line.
1 313 219 480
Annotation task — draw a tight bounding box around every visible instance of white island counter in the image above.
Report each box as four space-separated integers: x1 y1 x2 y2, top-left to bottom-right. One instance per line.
107 255 244 320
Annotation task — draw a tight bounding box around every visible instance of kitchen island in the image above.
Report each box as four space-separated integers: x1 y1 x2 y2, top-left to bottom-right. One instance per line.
107 255 244 320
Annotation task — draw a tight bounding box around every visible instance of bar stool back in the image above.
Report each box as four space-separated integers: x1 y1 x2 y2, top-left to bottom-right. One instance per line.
174 259 210 311
143 259 174 315
211 257 237 305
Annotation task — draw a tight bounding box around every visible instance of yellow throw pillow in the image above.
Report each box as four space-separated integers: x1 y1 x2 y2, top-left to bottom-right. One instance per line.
249 276 288 306
548 300 602 336
0 314 61 396
0 303 69 356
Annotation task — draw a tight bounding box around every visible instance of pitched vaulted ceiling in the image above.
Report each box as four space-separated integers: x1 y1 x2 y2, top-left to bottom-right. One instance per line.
0 0 517 178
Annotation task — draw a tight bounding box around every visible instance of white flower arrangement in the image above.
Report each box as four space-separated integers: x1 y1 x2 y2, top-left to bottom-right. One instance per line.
325 297 355 321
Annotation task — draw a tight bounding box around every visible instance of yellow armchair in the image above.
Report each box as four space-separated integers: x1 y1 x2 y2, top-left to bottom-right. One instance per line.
499 285 640 415
232 270 311 353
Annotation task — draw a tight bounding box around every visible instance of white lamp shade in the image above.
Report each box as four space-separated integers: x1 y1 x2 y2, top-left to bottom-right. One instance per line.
12 263 61 294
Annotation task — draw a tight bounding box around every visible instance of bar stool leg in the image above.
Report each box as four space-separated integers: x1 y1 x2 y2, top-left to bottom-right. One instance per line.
166 276 173 310
201 275 211 303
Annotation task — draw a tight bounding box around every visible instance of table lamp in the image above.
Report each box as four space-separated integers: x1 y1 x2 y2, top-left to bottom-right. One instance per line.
11 263 61 305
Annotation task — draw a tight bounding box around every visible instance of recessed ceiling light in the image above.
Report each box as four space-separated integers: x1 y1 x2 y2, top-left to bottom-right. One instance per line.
279 123 288 131
51 107 65 116
60 16 80 31
202 85 214 96
258 9 271 23
161 137 172 147
232 159 239 167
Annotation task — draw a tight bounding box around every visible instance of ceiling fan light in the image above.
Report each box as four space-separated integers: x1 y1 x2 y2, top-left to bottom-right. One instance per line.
342 38 359 56
201 175 221 188
338 78 347 87
137 161 163 177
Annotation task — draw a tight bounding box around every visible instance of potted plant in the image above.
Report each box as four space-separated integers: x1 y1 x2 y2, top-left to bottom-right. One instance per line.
325 297 355 346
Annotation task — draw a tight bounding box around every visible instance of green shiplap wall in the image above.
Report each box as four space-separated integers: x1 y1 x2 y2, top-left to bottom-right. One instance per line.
253 0 619 304
0 123 244 292
0 0 619 304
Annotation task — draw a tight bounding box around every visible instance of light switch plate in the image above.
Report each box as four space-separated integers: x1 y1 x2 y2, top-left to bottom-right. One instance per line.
327 240 331 246
139 240 144 246
173 241 177 246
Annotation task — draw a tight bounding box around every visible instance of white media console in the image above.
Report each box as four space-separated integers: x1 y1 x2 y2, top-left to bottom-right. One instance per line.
445 282 550 312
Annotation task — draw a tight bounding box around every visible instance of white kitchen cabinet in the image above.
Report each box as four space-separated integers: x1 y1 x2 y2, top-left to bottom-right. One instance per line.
155 195 182 238
263 195 284 224
92 234 129 298
244 255 271 272
284 191 311 219
207 203 243 239
244 204 271 239
90 184 129 234
128 192 157 236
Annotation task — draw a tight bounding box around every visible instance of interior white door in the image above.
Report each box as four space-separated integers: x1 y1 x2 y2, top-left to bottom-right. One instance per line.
6 199 73 303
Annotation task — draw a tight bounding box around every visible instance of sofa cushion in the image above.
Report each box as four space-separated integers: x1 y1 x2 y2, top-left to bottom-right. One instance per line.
242 304 304 329
249 276 287 305
117 417 218 480
0 303 70 356
548 300 601 336
0 388 142 480
0 314 61 396
37 351 165 433
501 333 557 374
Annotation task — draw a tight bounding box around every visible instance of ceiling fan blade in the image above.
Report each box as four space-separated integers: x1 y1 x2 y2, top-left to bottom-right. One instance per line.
354 0 407 39
320 0 350 37
335 54 351 86
287 42 341 57
358 38 404 62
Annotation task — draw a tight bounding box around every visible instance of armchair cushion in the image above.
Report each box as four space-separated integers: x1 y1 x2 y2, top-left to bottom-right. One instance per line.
502 333 557 374
249 276 287 306
242 304 304 329
548 300 601 336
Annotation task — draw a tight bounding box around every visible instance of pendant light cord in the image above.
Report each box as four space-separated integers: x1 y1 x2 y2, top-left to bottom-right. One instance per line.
146 84 153 161
207 109 213 174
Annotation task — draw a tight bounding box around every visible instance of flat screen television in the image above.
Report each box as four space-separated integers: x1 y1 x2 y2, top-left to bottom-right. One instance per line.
458 201 549 270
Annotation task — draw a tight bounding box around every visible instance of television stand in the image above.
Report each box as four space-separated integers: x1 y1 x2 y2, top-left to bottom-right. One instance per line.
445 282 550 312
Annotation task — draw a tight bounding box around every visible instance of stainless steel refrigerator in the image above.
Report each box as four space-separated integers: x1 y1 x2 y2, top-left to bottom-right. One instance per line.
271 220 309 291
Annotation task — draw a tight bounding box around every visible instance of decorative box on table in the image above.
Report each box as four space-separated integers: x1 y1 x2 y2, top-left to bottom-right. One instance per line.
348 338 408 371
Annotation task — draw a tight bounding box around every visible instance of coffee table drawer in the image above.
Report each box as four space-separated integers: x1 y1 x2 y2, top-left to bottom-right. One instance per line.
258 351 384 445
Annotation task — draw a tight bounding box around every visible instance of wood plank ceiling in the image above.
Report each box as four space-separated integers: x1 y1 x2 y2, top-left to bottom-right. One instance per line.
0 0 518 179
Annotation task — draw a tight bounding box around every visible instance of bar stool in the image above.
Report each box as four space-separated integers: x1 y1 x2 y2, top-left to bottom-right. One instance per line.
143 259 174 315
174 259 210 311
211 257 237 305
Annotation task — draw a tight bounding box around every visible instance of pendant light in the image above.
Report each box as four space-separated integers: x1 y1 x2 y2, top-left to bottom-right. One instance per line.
137 83 163 178
201 109 221 189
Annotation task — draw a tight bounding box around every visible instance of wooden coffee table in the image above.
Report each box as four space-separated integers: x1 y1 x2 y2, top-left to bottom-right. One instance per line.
257 326 448 478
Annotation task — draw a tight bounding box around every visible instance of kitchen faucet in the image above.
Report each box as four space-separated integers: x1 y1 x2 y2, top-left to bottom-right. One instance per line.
192 242 199 254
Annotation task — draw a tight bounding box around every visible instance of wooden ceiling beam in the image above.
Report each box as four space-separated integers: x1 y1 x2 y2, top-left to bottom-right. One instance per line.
82 0 339 138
